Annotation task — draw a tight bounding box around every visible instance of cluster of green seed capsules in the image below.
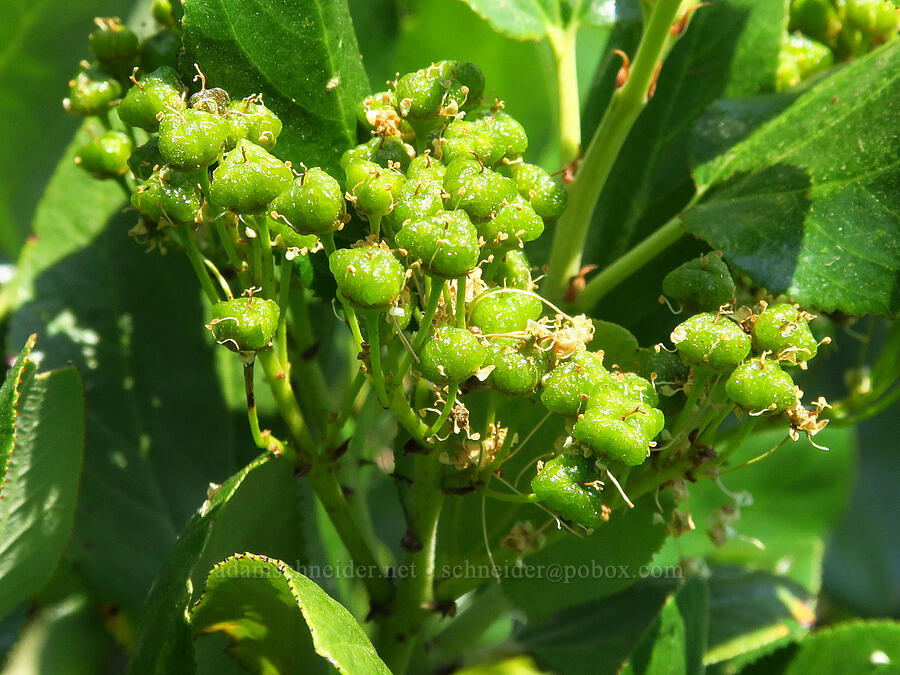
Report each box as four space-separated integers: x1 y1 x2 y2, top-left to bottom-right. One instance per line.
777 0 898 90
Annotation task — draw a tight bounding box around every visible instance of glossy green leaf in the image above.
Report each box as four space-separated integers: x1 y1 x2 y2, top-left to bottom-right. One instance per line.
516 577 680 674
181 0 369 174
622 576 708 675
704 569 813 668
8 207 239 613
502 494 671 620
128 454 306 674
685 41 900 317
783 620 900 675
0 0 133 257
0 335 35 486
455 0 633 40
0 339 84 621
190 554 390 675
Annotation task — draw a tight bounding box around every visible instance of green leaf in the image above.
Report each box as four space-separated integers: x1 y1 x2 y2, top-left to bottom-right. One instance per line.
0 127 126 321
588 319 639 368
582 0 786 268
128 454 306 674
622 576 708 675
0 0 133 257
181 0 369 174
501 494 671 620
684 41 900 316
654 427 856 593
0 334 36 485
515 577 680 675
704 569 813 669
189 554 390 675
455 0 554 40
9 210 240 613
0 338 85 621
783 620 900 675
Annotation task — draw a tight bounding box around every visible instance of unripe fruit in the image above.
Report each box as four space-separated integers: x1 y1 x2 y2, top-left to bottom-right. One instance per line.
395 209 480 278
540 351 611 416
132 167 203 224
662 252 734 314
444 158 517 221
348 161 406 217
726 359 797 413
474 109 529 160
118 66 186 131
512 163 567 221
190 87 231 115
573 396 664 467
269 167 345 235
225 98 283 150
531 452 608 529
483 337 546 395
75 130 133 178
440 119 505 166
89 18 140 70
670 312 751 372
481 248 533 290
128 137 165 181
140 29 180 72
208 140 293 214
207 297 280 352
329 245 406 310
753 303 819 363
158 108 229 170
469 289 543 335
63 67 122 117
418 325 487 384
475 195 544 247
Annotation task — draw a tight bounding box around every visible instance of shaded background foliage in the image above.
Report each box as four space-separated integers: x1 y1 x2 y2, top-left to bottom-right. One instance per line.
0 0 897 673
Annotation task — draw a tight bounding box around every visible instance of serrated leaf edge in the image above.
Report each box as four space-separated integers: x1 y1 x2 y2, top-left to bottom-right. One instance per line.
0 333 37 504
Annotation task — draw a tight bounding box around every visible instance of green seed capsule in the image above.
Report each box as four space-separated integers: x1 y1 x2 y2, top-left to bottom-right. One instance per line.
473 109 528 160
395 209 480 278
74 130 133 179
341 136 414 173
574 396 664 467
128 136 165 181
469 289 543 335
777 32 834 90
512 163 567 221
207 297 280 352
118 66 186 131
753 303 819 363
483 337 547 395
789 0 843 44
670 312 751 372
439 119 505 166
208 140 293 214
418 325 487 384
152 0 176 26
395 60 481 119
131 166 203 224
384 178 445 234
63 67 122 116
603 372 659 408
662 252 735 314
225 98 283 150
443 158 517 220
531 452 608 529
406 154 446 184
843 0 899 37
476 195 544 248
158 108 229 170
89 17 140 70
348 161 406 217
269 167 345 235
267 217 318 252
541 351 611 416
726 358 797 413
481 248 533 290
329 245 406 310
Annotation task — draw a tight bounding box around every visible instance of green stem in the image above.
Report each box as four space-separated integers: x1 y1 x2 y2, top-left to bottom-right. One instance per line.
573 214 685 311
256 216 277 299
414 278 446 352
545 0 686 302
377 450 445 673
277 261 292 366
174 227 220 305
366 312 389 407
455 277 466 329
307 464 394 606
243 360 282 453
547 23 581 166
427 384 459 439
389 385 433 448
247 227 263 288
190 167 211 196
257 348 317 459
370 213 383 239
215 217 248 282
325 370 367 448
484 489 540 504
672 368 712 437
